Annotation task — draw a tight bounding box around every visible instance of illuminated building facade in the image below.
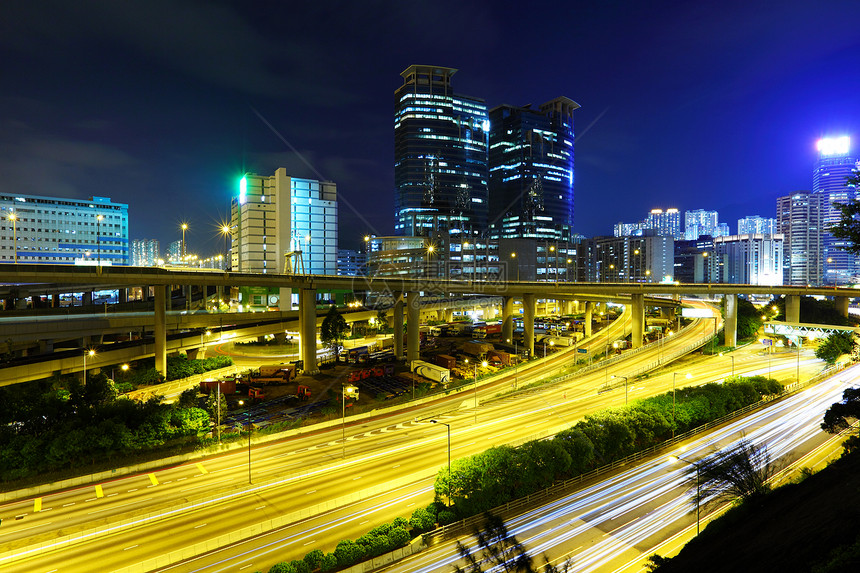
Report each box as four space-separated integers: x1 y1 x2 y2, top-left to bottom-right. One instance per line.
777 192 821 285
590 233 673 283
738 216 777 236
394 65 489 237
131 239 160 266
487 98 579 241
713 234 784 286
0 194 128 265
813 136 859 285
684 209 724 240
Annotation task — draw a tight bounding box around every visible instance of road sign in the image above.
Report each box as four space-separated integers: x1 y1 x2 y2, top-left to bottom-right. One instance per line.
577 348 588 354
761 338 773 346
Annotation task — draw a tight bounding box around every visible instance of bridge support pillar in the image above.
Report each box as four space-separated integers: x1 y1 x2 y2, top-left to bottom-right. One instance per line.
584 302 593 337
523 293 536 359
299 288 319 375
502 296 514 343
51 293 61 308
119 288 128 304
563 300 574 315
725 293 738 348
786 295 801 323
275 332 287 345
835 296 849 318
406 292 420 363
444 307 453 323
187 347 204 360
154 285 167 379
82 291 93 306
393 292 404 360
39 339 54 354
631 294 645 349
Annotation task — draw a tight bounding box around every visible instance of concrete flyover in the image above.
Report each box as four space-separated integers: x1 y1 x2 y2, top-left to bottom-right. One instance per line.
2 264 853 378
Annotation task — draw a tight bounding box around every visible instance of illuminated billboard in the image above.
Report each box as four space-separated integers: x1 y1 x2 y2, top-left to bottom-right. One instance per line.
681 308 714 318
817 136 850 157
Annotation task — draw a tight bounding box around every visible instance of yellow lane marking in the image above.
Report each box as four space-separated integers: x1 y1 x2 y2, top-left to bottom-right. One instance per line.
148 473 159 486
34 498 42 512
195 462 209 475
95 484 104 498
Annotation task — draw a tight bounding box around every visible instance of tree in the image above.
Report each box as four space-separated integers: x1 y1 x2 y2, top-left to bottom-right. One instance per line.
452 512 570 573
691 438 775 508
815 332 856 364
321 305 349 360
821 387 860 454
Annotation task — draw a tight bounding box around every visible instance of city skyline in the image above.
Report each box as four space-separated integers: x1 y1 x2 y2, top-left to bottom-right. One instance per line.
2 1 860 253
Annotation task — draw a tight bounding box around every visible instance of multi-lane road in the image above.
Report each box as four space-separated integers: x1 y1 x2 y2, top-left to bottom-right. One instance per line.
0 308 831 572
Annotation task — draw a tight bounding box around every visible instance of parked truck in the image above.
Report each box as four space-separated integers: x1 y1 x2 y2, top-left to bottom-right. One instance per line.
409 360 451 386
487 349 513 366
462 340 495 358
249 364 296 384
538 335 574 347
435 354 457 369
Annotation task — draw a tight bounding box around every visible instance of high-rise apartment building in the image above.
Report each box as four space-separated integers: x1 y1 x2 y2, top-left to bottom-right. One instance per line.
684 209 720 240
487 98 578 241
131 239 160 266
645 208 681 239
230 168 337 277
1 194 128 265
394 65 489 238
738 216 777 236
713 234 784 286
777 192 821 285
590 233 673 283
813 136 859 285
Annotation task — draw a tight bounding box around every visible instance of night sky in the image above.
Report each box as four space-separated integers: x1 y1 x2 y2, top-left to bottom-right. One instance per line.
3 1 860 255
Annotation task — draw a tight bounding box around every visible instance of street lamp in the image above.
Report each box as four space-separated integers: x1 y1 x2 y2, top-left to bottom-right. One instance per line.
611 375 630 404
510 252 519 281
8 212 17 263
221 224 231 270
672 372 691 437
719 352 735 377
342 384 359 458
430 420 451 504
181 223 188 259
671 454 701 535
96 214 104 264
237 400 251 484
827 257 838 287
83 348 96 385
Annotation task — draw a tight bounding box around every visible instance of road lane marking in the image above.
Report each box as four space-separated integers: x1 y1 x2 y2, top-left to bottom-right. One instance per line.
303 539 316 545
148 473 159 486
33 498 41 512
95 485 104 498
239 566 253 570
194 523 207 529
255 505 266 510
62 503 75 507
306 490 316 494
123 544 139 551
128 488 138 493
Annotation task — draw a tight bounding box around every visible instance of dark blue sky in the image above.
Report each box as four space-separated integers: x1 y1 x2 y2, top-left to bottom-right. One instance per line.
2 1 860 255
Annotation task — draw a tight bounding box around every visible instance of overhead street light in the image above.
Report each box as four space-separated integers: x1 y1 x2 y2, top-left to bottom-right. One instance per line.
430 420 451 504
611 374 630 404
719 352 735 377
8 212 17 263
237 399 251 483
83 348 96 385
342 384 359 458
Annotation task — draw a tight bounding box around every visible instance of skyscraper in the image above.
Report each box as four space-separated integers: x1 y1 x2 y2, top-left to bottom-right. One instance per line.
645 208 681 239
487 98 578 241
131 239 160 266
813 136 859 285
394 65 489 238
738 216 777 236
777 192 820 285
684 209 719 240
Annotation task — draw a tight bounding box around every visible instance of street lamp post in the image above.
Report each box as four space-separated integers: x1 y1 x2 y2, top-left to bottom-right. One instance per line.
430 420 451 504
719 352 735 377
96 214 103 265
342 384 358 458
672 372 691 437
672 455 701 535
181 223 188 259
237 400 251 484
8 212 17 263
510 252 519 281
611 374 630 403
221 224 231 270
83 348 95 385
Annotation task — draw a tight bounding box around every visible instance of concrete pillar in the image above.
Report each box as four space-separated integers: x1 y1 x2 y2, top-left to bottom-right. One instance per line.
584 302 593 337
299 288 319 374
523 293 536 359
83 291 93 306
406 292 420 363
502 296 514 343
564 300 574 315
786 295 800 323
445 308 453 323
725 293 738 347
51 293 61 308
187 347 202 360
835 296 849 318
631 294 645 349
39 339 54 354
437 309 445 322
393 292 404 360
119 288 128 304
661 306 673 320
275 332 288 345
154 285 167 378
257 335 267 343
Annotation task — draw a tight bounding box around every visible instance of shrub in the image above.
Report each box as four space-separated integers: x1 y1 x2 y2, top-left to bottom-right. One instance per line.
303 549 324 570
334 539 365 567
291 560 310 573
356 533 389 557
410 507 435 532
388 526 411 548
437 509 457 525
320 553 338 572
268 562 296 573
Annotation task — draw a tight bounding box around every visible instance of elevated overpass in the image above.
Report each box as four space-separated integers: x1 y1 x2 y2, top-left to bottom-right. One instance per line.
1 264 853 378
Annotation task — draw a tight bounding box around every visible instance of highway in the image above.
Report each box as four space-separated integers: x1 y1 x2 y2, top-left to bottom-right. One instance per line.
0 307 823 572
383 363 856 573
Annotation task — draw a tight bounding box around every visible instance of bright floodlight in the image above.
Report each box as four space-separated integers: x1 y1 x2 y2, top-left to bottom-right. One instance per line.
817 136 850 156
239 175 248 205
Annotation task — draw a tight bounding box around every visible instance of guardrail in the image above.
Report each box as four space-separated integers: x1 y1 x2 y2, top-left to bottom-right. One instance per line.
422 360 847 545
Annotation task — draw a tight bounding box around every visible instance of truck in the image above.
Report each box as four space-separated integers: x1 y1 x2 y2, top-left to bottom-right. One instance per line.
249 364 296 384
462 340 494 358
409 360 451 386
435 354 457 369
347 346 370 364
538 335 574 347
473 322 502 338
487 349 513 366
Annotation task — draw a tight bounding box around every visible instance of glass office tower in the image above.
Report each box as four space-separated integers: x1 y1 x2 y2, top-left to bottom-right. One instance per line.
487 98 578 241
814 136 859 285
394 65 489 238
